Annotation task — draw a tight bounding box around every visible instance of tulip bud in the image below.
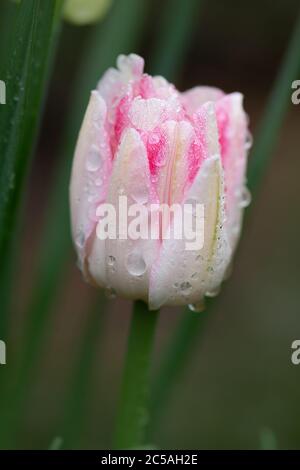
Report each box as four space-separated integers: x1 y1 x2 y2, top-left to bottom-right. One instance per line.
70 54 251 310
63 0 112 25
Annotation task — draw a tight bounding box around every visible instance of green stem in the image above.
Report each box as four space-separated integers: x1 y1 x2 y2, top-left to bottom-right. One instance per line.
114 301 159 450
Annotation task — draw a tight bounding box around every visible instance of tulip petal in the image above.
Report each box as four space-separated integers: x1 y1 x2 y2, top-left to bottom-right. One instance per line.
88 128 159 299
97 53 144 109
149 105 231 310
215 93 249 250
70 90 112 270
155 120 194 205
181 86 224 116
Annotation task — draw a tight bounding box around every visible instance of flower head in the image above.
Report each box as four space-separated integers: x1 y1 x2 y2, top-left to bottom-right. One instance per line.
70 54 251 310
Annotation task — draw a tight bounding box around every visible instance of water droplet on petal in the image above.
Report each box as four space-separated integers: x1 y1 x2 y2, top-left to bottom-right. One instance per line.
86 147 102 172
107 255 116 267
205 285 221 298
191 272 198 280
239 187 251 208
148 132 160 145
126 251 147 276
245 131 253 150
180 281 192 295
75 230 85 249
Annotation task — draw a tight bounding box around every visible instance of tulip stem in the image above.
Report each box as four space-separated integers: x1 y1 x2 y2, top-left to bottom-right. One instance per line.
114 301 159 449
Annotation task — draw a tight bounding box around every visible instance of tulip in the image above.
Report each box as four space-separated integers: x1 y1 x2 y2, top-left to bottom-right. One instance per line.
70 54 251 310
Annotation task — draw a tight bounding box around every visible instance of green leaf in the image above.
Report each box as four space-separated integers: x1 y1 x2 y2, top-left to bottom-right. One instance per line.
0 0 63 337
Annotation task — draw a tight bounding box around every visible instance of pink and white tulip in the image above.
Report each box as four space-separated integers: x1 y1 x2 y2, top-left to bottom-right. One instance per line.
70 54 251 310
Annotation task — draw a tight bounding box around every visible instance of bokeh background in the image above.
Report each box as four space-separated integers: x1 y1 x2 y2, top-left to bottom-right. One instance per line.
1 0 300 449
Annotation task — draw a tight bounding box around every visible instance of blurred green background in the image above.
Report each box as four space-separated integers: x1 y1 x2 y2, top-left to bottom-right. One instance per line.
1 0 300 449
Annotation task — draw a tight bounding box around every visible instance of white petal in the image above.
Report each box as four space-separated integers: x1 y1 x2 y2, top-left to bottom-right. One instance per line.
181 86 224 116
70 90 112 268
88 128 159 299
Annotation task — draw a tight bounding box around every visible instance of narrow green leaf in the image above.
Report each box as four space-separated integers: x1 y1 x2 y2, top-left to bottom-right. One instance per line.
0 0 63 337
149 10 300 436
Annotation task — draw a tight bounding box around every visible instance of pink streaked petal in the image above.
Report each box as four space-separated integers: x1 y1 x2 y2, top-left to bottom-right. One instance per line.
70 90 112 268
181 86 224 117
187 101 220 184
215 92 248 250
154 120 194 205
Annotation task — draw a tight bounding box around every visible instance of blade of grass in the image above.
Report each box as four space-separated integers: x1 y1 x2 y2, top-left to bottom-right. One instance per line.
0 0 151 449
149 10 300 436
0 0 63 339
114 302 159 450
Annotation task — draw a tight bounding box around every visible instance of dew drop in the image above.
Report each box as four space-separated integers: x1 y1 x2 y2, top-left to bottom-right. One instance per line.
75 230 85 249
205 285 221 298
148 132 160 145
188 300 205 313
245 131 253 150
239 187 251 208
126 251 147 276
107 255 116 267
86 147 102 172
191 272 198 280
180 281 192 295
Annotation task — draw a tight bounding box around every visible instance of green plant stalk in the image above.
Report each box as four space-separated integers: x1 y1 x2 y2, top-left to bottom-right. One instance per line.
149 9 300 436
114 301 159 450
0 0 151 449
0 0 63 338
